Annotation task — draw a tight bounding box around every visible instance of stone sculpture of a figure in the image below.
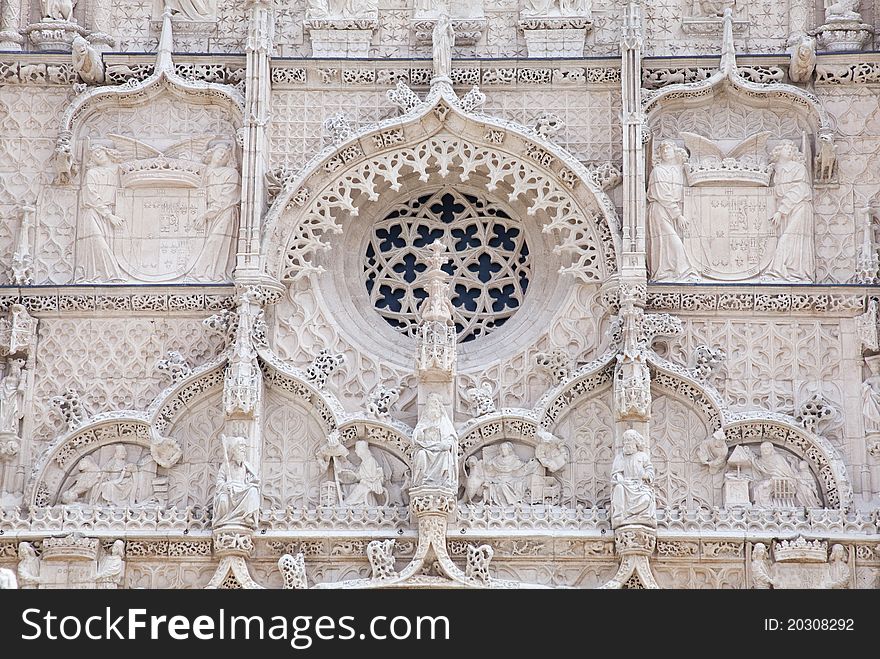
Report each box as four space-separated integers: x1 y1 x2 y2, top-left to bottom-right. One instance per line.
0 359 26 436
214 434 261 528
96 445 135 507
60 456 102 504
412 393 457 491
861 356 880 433
166 0 216 20
749 441 798 506
432 12 454 80
522 0 587 15
42 0 75 21
795 460 821 508
191 143 239 281
96 540 125 587
750 542 774 589
764 142 814 282
17 542 40 589
79 145 125 282
337 440 387 506
647 141 696 281
610 429 656 528
482 442 538 505
71 36 104 85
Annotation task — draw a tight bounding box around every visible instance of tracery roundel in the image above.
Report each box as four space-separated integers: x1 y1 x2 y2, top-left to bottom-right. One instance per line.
364 188 531 343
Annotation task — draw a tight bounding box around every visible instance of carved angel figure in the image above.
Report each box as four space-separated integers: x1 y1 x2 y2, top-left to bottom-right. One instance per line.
78 146 125 282
190 142 239 281
647 141 696 281
214 435 261 529
522 0 587 16
610 429 656 528
763 142 814 282
71 36 104 85
861 356 880 433
42 0 75 21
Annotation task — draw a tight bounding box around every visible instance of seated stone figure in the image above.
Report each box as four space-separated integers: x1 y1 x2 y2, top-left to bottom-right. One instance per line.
214 435 261 529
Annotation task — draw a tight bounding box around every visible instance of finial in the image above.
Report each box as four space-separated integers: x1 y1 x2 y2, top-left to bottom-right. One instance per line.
156 2 175 73
720 8 736 76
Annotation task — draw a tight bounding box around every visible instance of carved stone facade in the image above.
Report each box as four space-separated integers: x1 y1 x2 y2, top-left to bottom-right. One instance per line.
0 2 879 591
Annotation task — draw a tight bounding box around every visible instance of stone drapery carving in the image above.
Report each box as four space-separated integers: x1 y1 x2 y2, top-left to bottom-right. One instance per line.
610 429 656 529
60 445 156 506
647 141 695 281
78 145 125 282
214 435 261 529
335 440 388 506
431 13 454 81
763 142 814 283
412 393 457 491
725 442 823 509
0 359 26 439
861 355 880 434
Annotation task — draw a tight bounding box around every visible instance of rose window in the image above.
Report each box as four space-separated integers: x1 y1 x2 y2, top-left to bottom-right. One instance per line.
364 188 531 343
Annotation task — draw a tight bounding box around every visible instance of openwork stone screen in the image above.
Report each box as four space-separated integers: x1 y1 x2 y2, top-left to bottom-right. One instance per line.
364 188 531 342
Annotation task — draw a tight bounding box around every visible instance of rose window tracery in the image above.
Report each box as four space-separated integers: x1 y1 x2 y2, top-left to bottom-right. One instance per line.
364 188 531 342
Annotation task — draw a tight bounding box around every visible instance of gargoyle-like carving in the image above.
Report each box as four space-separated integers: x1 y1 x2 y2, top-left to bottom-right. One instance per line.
367 539 397 580
155 351 192 383
465 382 496 417
465 544 493 583
305 349 345 389
278 553 308 589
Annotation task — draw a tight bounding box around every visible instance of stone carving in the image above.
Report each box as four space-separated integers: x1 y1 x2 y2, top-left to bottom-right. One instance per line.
60 445 156 506
861 356 880 434
533 112 564 139
323 112 354 144
307 0 378 20
465 382 496 417
788 35 816 83
71 36 104 84
725 442 823 509
610 430 656 529
166 0 218 21
278 553 308 589
814 134 837 184
751 540 851 588
366 539 397 579
51 387 88 430
647 141 695 281
696 429 728 473
214 435 260 529
692 345 725 379
522 0 588 16
17 542 41 588
95 540 125 587
535 428 566 473
305 349 345 388
432 12 454 81
155 351 192 383
763 142 814 282
11 206 35 286
41 0 75 22
465 544 493 583
149 433 183 469
367 385 400 418
0 568 17 589
535 349 572 385
412 393 457 491
471 442 542 505
77 145 125 282
0 305 36 358
750 542 773 588
77 137 239 283
796 393 836 434
0 359 26 439
462 455 487 504
335 440 388 506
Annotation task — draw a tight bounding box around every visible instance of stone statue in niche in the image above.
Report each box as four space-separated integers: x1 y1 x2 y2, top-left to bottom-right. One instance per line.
0 359 26 438
610 429 656 528
214 435 260 528
165 0 218 21
60 445 157 506
412 393 457 491
190 142 240 282
861 355 880 433
432 12 454 81
42 0 75 21
763 142 814 282
647 141 696 281
750 543 774 588
481 442 540 505
17 542 41 588
77 135 239 283
335 440 388 506
78 145 125 282
71 36 104 84
95 540 125 587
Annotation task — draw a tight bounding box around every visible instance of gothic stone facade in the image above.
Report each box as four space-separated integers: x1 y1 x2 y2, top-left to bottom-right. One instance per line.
0 0 879 590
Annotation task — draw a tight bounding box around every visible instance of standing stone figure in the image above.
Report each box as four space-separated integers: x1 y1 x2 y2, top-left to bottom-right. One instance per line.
191 143 239 281
79 146 125 282
0 359 26 437
647 141 696 281
764 142 814 282
861 356 880 433
750 543 774 589
42 0 75 21
412 393 457 491
432 12 454 80
610 429 656 528
213 435 261 528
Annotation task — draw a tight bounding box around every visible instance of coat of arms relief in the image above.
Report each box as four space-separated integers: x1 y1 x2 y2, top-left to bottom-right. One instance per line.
74 134 240 283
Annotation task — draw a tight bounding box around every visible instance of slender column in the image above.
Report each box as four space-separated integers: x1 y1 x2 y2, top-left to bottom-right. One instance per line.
0 0 24 50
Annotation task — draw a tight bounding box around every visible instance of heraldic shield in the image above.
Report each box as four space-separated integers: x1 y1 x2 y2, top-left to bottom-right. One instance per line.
682 186 778 280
